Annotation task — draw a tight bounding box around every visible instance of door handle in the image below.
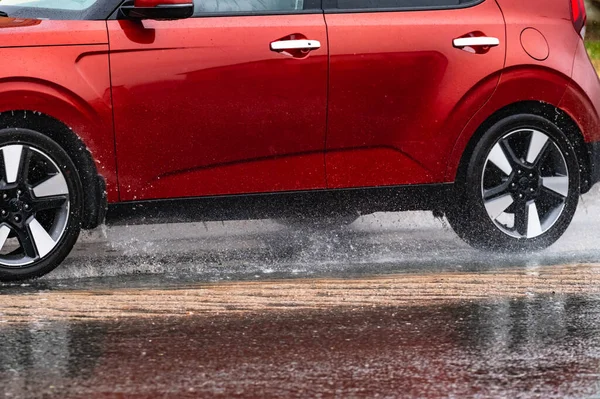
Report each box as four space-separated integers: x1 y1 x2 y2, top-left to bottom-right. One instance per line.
453 37 500 48
270 39 321 51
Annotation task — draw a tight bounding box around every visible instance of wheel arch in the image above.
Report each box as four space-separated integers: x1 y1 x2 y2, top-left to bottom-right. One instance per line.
446 64 595 192
0 110 107 229
452 101 592 193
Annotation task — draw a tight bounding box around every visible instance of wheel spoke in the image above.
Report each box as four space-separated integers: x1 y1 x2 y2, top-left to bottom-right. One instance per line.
541 203 564 232
542 176 569 198
14 225 37 258
484 194 514 220
2 145 29 184
540 186 567 204
0 225 10 251
483 181 510 201
488 142 513 176
32 195 68 212
526 131 549 165
526 202 543 238
32 173 68 198
514 202 528 237
28 218 55 258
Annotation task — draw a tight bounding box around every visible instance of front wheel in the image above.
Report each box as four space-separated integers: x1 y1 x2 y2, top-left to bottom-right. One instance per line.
0 128 83 282
446 114 580 251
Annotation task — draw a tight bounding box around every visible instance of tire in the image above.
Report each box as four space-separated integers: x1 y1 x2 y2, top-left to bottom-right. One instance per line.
446 114 580 251
0 128 83 282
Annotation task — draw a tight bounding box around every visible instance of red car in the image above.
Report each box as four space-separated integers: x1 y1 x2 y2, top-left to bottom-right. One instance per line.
0 0 596 281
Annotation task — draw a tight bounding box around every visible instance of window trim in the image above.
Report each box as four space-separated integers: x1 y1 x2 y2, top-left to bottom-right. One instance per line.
322 0 485 14
191 9 322 18
112 0 323 19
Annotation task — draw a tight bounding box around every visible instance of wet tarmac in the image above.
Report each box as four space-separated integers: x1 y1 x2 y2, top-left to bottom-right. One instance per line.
3 188 600 397
3 290 600 398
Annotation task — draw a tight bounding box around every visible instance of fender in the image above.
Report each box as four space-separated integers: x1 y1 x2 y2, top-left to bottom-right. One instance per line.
559 40 600 144
559 81 600 144
0 78 118 202
445 66 573 181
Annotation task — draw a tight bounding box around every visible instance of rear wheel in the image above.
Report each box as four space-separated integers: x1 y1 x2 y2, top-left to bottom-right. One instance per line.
0 128 82 282
446 114 580 251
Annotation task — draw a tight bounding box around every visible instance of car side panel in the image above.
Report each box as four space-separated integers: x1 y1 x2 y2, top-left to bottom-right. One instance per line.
108 16 328 202
324 0 506 188
0 20 117 202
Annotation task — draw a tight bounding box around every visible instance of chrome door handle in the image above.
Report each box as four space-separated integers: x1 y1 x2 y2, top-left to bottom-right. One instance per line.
453 37 500 48
270 39 321 51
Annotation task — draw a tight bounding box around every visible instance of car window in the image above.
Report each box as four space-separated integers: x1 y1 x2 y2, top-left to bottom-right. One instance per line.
330 0 476 9
193 0 307 14
0 0 98 10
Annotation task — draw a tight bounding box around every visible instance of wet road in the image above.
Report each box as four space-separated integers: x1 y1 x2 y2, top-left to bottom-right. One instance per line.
3 286 600 398
3 188 600 397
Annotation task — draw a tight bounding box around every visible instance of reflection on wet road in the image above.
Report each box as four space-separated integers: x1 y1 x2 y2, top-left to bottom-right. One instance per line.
3 293 600 398
2 188 600 397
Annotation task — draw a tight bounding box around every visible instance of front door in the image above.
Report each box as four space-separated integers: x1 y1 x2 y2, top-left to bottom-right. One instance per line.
323 0 506 188
108 0 328 201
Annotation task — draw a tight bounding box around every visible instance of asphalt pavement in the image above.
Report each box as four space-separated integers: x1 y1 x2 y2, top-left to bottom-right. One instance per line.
2 187 600 397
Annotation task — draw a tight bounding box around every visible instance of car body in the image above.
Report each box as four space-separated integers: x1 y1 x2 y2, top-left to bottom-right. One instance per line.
0 0 597 280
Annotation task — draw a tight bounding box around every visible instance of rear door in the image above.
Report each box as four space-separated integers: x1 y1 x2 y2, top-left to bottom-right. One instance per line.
323 0 506 188
108 0 328 201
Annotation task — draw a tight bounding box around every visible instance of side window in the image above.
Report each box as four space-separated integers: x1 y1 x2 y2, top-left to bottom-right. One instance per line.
193 0 312 14
331 0 476 10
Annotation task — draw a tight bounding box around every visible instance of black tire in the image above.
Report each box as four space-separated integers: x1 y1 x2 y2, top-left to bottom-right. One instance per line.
446 114 580 251
0 128 83 282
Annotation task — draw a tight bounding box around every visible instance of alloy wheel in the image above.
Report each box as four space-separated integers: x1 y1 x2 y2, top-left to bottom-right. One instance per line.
481 129 569 239
0 144 70 267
